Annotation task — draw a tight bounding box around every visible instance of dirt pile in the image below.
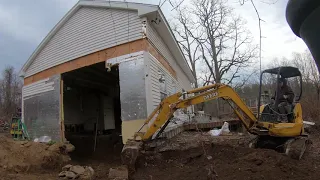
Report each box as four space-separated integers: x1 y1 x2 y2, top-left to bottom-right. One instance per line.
0 135 71 173
133 132 319 180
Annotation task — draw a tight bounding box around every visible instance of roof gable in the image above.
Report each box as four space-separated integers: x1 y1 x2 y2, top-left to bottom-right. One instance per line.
20 0 195 82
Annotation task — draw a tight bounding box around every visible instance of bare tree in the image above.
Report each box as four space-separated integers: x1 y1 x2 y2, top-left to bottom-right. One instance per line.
171 0 257 115
174 0 257 86
292 51 320 100
195 0 257 84
0 66 22 121
172 6 201 88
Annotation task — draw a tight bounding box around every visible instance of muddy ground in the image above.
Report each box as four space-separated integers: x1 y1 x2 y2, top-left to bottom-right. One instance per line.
134 131 320 180
1 126 320 180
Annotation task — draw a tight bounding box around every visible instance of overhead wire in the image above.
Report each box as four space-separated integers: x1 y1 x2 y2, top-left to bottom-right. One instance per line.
250 0 263 76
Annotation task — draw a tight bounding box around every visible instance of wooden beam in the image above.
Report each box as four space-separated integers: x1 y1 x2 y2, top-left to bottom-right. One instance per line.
24 39 148 85
24 38 177 85
60 78 65 142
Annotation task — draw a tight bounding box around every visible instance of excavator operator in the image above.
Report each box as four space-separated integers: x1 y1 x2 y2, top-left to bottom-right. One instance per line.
275 78 295 122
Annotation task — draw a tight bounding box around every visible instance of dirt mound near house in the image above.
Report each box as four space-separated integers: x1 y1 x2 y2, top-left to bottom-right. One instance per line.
0 135 71 173
134 144 317 180
133 132 319 180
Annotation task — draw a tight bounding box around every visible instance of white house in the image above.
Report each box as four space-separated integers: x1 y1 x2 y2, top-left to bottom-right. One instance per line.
20 0 195 144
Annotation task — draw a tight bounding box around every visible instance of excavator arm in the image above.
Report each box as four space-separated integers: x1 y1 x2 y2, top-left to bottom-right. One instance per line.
122 83 308 170
134 83 257 141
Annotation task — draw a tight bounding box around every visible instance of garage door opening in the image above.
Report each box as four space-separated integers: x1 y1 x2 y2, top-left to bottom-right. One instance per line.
62 62 122 157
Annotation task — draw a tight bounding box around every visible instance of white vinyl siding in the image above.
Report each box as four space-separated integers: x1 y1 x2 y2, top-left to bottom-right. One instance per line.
22 78 55 99
146 21 192 91
25 7 143 77
145 52 193 125
146 53 179 111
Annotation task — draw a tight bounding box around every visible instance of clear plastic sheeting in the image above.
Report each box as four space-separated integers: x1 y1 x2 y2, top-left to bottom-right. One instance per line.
209 122 230 136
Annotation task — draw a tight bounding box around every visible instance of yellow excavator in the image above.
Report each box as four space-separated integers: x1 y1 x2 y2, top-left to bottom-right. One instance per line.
122 0 320 169
121 66 309 169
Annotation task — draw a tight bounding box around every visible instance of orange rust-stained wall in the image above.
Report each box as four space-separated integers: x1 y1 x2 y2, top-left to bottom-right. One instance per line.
24 39 177 85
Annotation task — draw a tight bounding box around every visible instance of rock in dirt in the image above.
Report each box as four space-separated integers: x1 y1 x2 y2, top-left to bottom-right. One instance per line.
20 141 28 145
65 143 75 153
108 166 128 180
47 143 65 153
62 164 73 171
48 142 75 154
80 166 95 180
65 171 78 179
58 171 67 177
70 165 85 175
24 142 32 147
59 165 95 180
121 141 142 172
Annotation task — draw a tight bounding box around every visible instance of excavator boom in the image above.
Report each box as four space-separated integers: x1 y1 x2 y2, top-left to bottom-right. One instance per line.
122 83 307 171
134 84 257 141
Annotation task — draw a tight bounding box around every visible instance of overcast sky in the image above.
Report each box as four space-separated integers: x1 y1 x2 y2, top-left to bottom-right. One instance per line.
0 0 308 72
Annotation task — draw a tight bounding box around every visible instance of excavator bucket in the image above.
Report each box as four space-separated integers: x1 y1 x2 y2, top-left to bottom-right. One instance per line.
121 140 143 172
249 135 310 160
285 137 311 160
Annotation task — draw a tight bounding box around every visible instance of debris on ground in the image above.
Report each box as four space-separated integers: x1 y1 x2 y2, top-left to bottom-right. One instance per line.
3 125 320 180
59 164 94 179
0 135 72 174
208 122 230 136
108 165 128 180
131 130 320 180
34 135 52 143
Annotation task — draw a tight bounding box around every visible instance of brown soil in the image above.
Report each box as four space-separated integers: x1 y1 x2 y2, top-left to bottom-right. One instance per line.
1 125 320 180
133 131 320 180
0 134 70 179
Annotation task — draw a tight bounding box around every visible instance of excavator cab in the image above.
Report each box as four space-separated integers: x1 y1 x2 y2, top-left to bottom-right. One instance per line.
258 66 302 123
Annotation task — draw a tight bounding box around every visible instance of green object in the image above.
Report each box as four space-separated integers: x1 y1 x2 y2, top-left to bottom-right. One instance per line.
47 140 56 145
10 117 30 140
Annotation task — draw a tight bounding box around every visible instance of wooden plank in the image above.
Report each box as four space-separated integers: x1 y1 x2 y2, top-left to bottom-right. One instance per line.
24 39 148 85
24 38 178 85
60 78 65 142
